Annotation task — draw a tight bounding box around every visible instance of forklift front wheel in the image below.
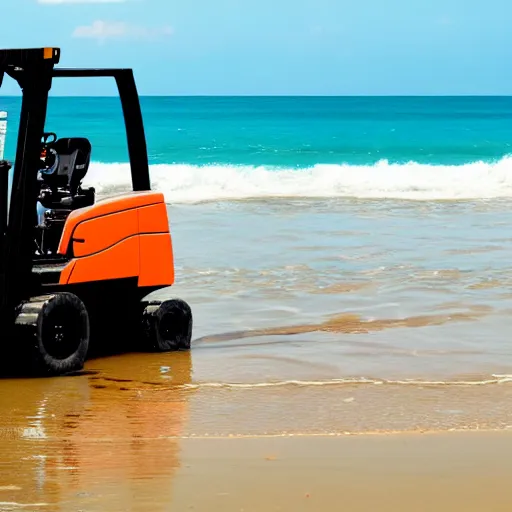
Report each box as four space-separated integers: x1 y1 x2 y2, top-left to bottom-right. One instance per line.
15 292 90 376
141 298 193 352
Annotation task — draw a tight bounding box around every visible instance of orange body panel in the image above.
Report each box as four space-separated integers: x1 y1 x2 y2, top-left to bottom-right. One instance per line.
58 191 174 288
139 234 175 287
138 203 170 233
72 209 139 258
58 191 164 256
61 237 139 285
59 260 76 284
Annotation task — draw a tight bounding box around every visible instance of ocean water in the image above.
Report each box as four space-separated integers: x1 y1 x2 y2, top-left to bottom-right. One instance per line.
2 96 512 437
5 95 512 200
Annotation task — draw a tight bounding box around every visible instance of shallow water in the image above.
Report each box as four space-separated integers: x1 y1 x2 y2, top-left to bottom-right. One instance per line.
169 198 512 380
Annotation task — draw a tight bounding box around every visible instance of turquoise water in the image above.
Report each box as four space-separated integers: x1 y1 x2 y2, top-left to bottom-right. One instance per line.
2 96 512 166
4 95 512 202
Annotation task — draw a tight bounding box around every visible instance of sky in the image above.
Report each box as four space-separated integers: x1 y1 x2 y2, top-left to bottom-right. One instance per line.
1 0 512 95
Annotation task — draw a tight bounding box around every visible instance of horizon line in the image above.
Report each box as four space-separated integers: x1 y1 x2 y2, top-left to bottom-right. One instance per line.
2 93 512 98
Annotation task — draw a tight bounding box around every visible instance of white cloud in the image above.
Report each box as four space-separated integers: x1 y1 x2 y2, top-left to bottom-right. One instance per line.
39 0 127 3
73 20 173 43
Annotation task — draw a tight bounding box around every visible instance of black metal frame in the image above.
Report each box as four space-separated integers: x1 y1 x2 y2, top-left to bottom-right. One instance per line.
0 47 151 327
53 68 150 191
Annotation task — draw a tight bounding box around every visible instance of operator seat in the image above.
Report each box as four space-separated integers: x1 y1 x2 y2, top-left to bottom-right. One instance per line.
35 137 95 257
38 137 95 210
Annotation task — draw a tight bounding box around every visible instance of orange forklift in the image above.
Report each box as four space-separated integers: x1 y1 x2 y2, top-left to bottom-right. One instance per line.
0 48 192 377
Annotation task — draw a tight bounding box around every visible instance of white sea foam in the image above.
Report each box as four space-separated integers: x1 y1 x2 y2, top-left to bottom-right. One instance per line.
144 374 512 391
84 157 512 203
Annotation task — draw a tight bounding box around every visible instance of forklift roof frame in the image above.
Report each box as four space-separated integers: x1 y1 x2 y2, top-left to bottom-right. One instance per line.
0 47 151 323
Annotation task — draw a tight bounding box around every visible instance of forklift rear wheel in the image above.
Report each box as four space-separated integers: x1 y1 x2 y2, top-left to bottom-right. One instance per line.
15 292 90 376
141 298 192 352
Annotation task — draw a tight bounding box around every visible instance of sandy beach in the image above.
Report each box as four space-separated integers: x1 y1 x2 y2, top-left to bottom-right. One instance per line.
0 350 511 511
170 432 512 512
0 195 511 510
3 426 512 511
1 196 512 509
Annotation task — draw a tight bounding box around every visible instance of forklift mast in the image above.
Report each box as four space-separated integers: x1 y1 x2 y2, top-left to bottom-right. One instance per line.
0 48 151 325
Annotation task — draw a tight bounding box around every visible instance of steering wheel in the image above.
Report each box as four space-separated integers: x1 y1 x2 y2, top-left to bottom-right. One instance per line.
42 132 57 145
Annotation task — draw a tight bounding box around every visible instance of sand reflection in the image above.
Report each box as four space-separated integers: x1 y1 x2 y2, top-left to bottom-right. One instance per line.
0 351 193 511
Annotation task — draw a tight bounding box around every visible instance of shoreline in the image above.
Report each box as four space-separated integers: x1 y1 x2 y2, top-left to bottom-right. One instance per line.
10 425 512 442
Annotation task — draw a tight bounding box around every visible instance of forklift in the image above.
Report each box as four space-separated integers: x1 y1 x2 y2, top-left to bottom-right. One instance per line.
0 48 192 377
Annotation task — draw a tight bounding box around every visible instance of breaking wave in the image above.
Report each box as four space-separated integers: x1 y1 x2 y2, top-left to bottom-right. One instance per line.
85 157 512 203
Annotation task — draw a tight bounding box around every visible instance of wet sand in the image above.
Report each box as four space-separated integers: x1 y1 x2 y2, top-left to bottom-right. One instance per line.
0 351 512 510
3 425 512 511
172 433 512 512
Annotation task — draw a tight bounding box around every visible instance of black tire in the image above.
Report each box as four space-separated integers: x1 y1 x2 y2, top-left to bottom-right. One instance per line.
14 293 90 376
141 298 192 352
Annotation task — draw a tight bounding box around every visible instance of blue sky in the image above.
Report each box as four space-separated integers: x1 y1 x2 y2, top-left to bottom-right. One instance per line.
1 0 511 95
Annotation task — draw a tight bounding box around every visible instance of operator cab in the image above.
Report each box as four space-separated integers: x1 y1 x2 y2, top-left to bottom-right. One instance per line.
35 132 95 257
